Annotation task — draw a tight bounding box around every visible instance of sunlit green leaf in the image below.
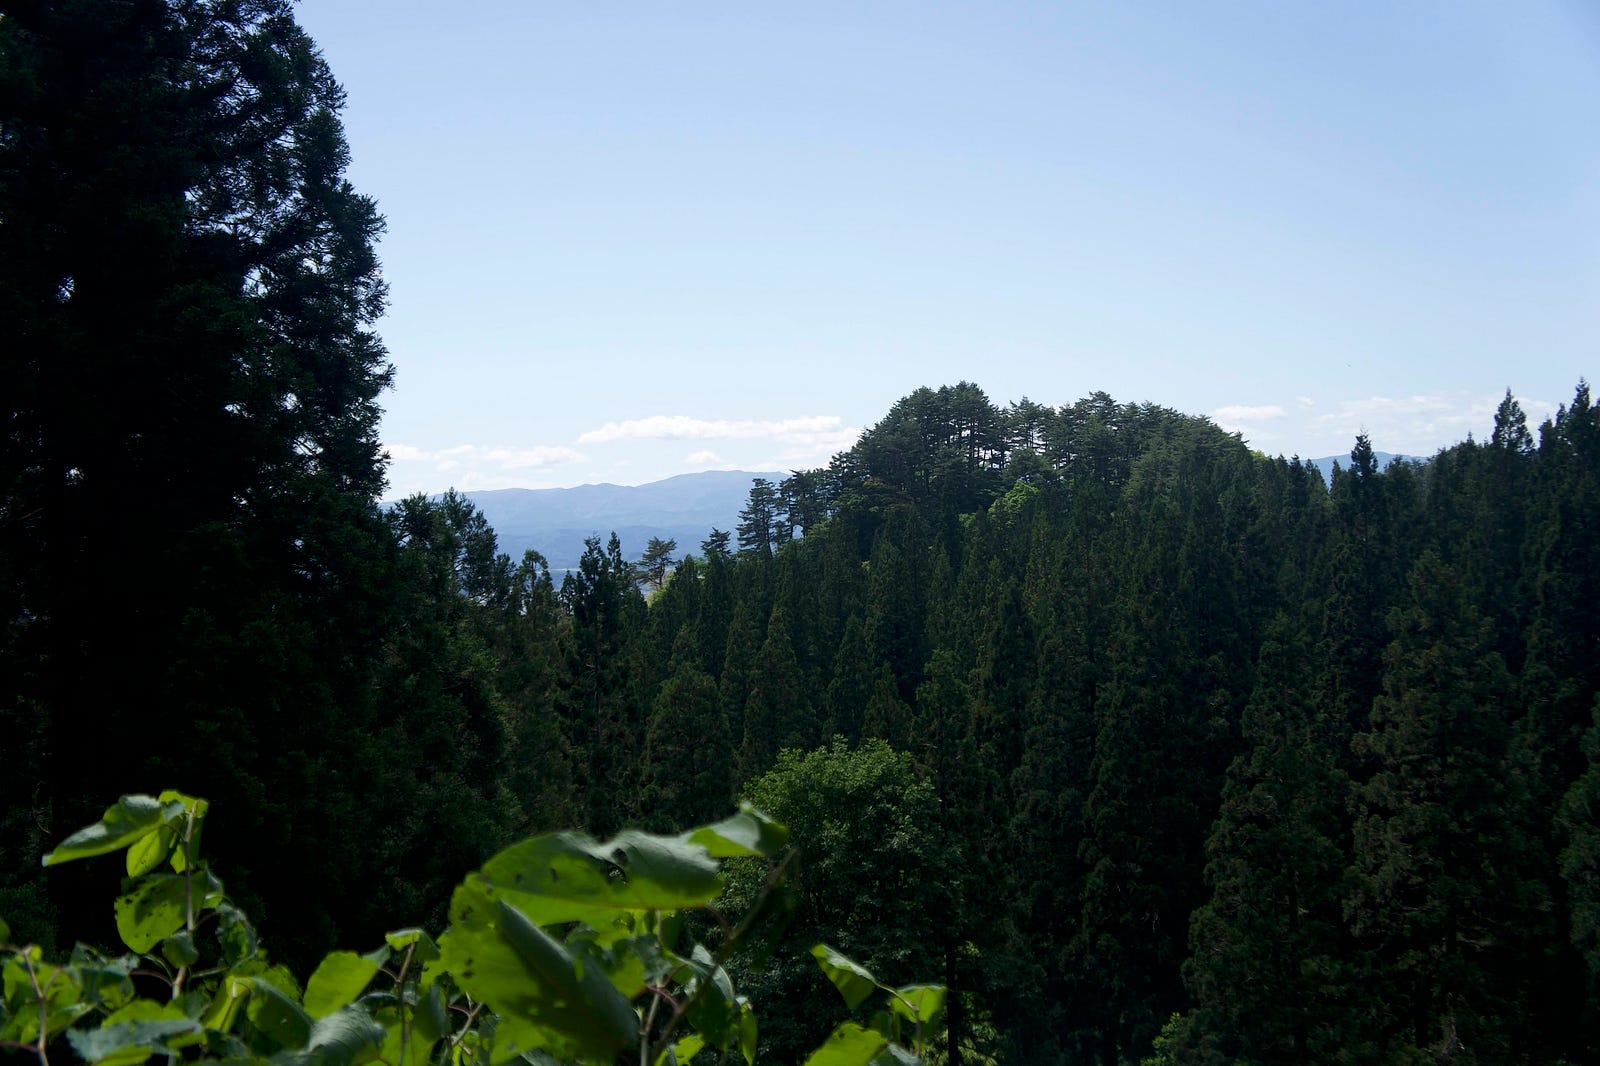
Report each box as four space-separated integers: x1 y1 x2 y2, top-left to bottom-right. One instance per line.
811 945 880 1009
888 985 945 1033
124 825 174 879
683 805 789 858
655 1033 705 1066
738 999 758 1066
304 951 382 1017
383 929 439 963
200 975 249 1034
157 793 207 873
438 880 634 1062
475 828 722 926
802 1022 888 1066
113 875 187 954
43 796 184 867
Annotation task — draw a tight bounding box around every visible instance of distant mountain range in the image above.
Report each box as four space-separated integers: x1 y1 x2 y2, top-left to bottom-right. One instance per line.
1306 451 1413 487
449 455 1416 570
456 470 785 571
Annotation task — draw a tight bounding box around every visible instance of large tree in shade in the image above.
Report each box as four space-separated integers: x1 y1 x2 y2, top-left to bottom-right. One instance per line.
0 0 395 956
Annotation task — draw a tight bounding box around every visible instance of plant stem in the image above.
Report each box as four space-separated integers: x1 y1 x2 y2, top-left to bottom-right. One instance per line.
22 950 51 1066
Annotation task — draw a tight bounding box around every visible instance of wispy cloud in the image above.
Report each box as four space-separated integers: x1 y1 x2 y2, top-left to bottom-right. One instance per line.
579 414 858 448
385 442 587 473
685 450 729 466
1308 391 1558 455
1213 404 1286 422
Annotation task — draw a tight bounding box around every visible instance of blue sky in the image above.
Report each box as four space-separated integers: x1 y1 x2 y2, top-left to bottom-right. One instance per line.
291 1 1600 496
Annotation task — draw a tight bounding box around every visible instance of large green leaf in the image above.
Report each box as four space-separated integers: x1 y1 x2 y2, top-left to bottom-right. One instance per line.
304 952 381 1017
64 1000 200 1066
811 945 880 1009
42 796 184 867
802 1022 889 1066
475 829 723 927
243 976 313 1049
682 805 789 858
306 1004 386 1066
113 875 187 954
437 880 635 1062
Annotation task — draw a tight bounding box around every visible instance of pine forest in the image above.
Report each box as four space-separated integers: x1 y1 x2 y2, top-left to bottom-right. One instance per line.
3 3 1599 1065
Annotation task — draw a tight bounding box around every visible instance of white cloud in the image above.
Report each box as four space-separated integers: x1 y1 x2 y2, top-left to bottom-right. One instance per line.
578 414 858 447
1213 404 1286 422
685 450 727 465
1307 391 1559 455
383 441 588 474
1296 396 1317 409
481 445 587 470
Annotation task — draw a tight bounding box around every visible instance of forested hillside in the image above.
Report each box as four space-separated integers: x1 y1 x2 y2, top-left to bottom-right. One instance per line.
560 381 1600 1065
5 3 1600 1064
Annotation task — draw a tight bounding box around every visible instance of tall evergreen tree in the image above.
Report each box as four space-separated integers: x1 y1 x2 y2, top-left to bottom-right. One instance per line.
561 534 647 834
640 658 732 832
737 607 812 779
0 0 394 958
1182 615 1352 1065
1348 551 1549 1062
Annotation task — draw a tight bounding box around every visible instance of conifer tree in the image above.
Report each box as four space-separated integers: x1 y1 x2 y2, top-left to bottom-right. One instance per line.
738 608 811 779
562 534 647 834
1348 551 1549 1062
860 663 913 750
1559 697 1600 1057
824 613 874 742
0 0 394 959
1183 615 1351 1064
641 658 733 831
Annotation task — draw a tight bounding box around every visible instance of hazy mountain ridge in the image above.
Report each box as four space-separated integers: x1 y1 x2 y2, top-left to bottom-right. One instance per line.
455 470 786 569
1306 450 1412 486
454 454 1412 570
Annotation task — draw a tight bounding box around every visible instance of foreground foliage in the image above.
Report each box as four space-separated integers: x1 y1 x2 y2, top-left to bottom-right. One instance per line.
0 793 944 1066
